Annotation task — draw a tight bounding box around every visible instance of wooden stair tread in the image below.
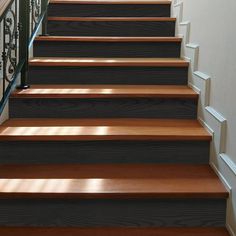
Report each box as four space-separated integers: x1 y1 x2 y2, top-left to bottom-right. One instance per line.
29 57 188 67
48 16 176 21
0 164 228 198
50 0 172 5
0 118 211 141
11 85 197 98
35 36 182 42
0 227 230 236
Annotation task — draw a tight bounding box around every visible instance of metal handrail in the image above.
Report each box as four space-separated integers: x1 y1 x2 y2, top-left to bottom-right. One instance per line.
0 0 49 114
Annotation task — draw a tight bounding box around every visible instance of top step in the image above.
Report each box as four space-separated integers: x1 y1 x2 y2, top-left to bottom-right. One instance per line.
48 0 171 17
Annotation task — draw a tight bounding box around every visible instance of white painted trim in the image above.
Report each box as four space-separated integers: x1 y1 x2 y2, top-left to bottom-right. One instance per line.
188 82 200 94
220 154 236 176
205 106 227 123
194 71 210 81
227 223 236 236
173 1 236 233
198 117 214 135
210 162 232 192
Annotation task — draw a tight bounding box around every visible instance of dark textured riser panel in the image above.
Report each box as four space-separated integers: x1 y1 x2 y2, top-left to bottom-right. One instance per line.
9 98 197 119
47 20 175 37
0 199 226 227
0 141 210 164
48 4 171 17
33 41 181 58
29 66 188 85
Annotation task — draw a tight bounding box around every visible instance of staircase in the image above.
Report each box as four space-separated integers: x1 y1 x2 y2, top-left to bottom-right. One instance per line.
0 0 230 235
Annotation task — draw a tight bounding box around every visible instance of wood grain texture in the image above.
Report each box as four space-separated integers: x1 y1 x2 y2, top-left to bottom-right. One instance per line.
29 58 188 67
33 39 181 58
0 227 230 236
9 97 197 119
0 140 210 164
0 164 228 198
0 118 211 141
11 85 197 98
0 165 227 198
48 3 170 17
29 66 188 85
10 85 197 119
0 198 226 226
47 20 175 36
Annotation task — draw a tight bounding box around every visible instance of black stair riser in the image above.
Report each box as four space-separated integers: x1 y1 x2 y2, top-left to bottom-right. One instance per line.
0 199 226 227
29 66 188 85
48 20 175 37
48 4 171 17
0 141 210 164
9 98 197 119
33 41 181 58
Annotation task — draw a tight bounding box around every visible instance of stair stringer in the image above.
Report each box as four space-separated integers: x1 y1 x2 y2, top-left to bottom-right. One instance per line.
172 1 236 235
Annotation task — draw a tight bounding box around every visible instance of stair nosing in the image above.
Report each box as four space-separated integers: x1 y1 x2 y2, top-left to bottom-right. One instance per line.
34 36 182 42
0 164 228 199
0 118 212 141
10 85 198 99
29 58 189 67
47 16 176 22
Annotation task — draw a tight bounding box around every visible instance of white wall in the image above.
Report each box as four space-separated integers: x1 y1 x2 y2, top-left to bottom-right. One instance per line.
182 0 236 164
172 0 236 234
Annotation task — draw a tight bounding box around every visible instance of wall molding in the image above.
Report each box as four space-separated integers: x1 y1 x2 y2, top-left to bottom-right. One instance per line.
227 223 236 236
172 1 236 234
173 0 236 177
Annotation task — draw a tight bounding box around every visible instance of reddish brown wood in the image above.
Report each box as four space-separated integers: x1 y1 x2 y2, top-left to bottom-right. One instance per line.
0 164 228 198
35 36 182 42
11 85 198 99
0 119 211 141
29 58 188 67
0 227 230 236
48 17 176 22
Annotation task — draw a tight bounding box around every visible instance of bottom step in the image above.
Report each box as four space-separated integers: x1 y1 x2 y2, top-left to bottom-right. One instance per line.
0 227 230 236
0 164 227 227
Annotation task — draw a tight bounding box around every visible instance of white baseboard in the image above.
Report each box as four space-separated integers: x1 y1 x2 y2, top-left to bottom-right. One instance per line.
173 1 236 233
227 223 236 236
220 154 236 176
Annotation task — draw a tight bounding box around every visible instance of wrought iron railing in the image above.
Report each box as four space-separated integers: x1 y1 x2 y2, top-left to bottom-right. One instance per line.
0 0 49 114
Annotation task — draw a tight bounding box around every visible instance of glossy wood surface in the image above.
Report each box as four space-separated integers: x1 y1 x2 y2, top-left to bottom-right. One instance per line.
29 58 188 67
35 36 182 42
48 16 176 21
0 118 211 141
11 85 197 98
0 164 228 198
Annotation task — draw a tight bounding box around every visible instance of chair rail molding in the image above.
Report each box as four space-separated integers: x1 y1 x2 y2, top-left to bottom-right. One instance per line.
172 1 236 235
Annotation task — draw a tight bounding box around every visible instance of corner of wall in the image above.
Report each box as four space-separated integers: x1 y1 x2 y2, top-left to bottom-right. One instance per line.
172 1 236 235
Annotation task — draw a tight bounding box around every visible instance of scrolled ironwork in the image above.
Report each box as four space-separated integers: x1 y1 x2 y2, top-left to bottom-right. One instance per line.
0 0 49 113
2 1 18 83
31 0 42 34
